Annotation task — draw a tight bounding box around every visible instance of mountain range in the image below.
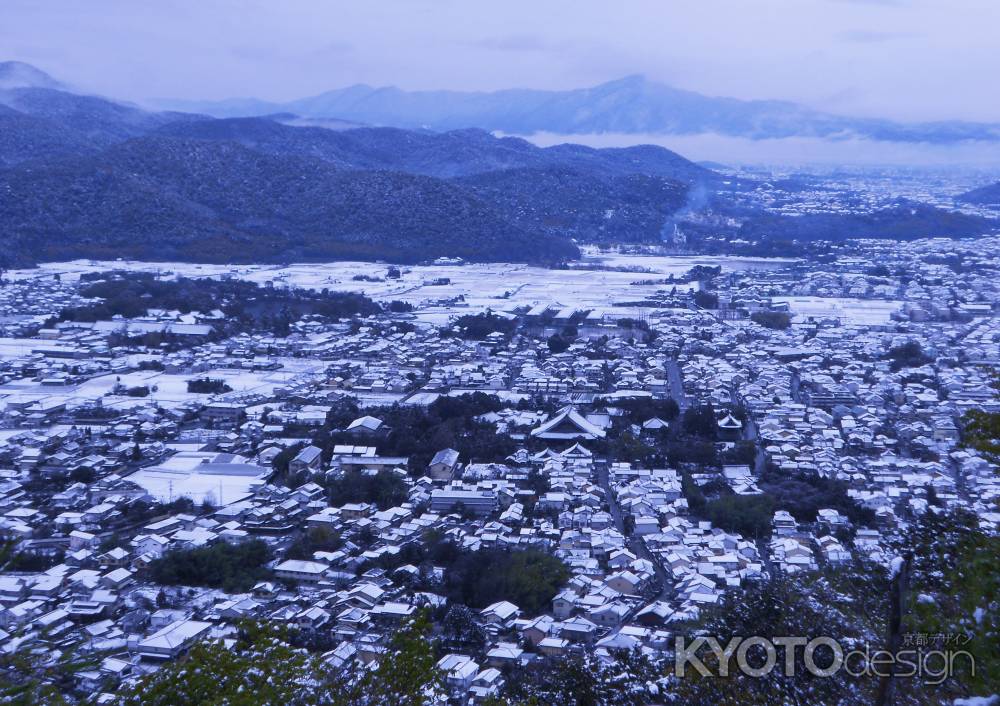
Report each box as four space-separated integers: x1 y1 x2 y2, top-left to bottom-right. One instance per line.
0 61 711 266
0 60 995 268
163 74 1000 145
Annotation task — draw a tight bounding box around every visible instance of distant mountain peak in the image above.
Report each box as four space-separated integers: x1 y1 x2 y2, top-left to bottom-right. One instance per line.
601 74 649 87
958 180 1000 206
0 60 66 91
162 75 1000 145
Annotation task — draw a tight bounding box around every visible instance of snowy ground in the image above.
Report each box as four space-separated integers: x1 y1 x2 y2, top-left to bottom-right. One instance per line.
127 451 267 505
9 253 796 319
0 359 327 413
3 253 904 335
772 296 903 325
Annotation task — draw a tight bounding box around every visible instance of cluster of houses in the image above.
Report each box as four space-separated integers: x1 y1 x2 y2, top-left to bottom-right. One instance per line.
0 234 998 703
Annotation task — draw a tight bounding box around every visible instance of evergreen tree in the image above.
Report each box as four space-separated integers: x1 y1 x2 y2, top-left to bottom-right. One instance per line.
962 369 1000 464
117 615 444 706
355 611 445 706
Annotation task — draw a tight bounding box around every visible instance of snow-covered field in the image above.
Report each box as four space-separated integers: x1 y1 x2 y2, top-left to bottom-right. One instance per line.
127 451 267 505
772 296 903 325
10 253 796 319
5 253 907 330
0 359 327 413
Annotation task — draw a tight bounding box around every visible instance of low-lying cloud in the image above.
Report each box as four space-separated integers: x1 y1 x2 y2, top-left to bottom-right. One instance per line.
516 131 1000 168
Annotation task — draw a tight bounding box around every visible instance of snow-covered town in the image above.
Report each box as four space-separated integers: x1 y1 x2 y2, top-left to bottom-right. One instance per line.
0 233 997 704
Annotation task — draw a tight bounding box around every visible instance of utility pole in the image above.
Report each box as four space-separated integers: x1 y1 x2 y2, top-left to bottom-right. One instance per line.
876 553 911 706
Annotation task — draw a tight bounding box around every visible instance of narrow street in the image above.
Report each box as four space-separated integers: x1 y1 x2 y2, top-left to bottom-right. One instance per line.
595 460 673 601
730 386 765 476
730 387 770 571
746 416 767 476
666 358 688 410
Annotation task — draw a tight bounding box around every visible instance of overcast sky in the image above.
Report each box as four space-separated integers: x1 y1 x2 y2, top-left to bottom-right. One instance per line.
3 0 999 123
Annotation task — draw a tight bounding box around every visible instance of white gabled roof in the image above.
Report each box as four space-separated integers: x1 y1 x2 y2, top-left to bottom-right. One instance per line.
347 415 384 431
430 448 460 466
138 619 212 652
561 442 593 457
482 600 520 620
531 406 606 439
718 413 743 429
274 559 327 575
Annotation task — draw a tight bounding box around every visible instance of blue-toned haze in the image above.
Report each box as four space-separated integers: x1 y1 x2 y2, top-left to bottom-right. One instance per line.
3 0 1000 163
